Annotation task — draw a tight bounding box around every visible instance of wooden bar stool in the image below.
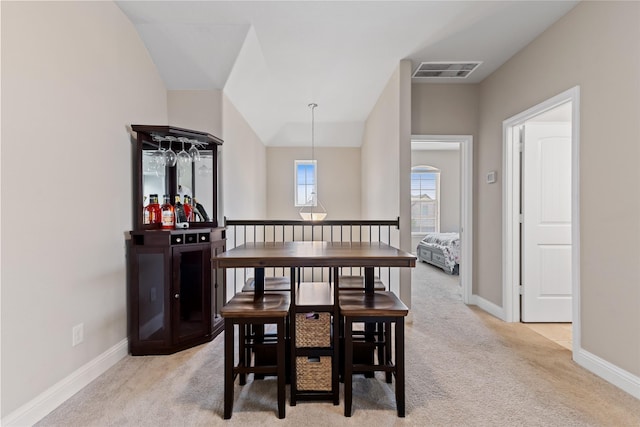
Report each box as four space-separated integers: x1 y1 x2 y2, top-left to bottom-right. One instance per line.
337 275 386 379
221 292 290 419
339 291 408 417
241 275 292 380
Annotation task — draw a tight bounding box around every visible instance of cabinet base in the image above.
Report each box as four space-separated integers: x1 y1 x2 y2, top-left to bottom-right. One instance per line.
129 333 216 356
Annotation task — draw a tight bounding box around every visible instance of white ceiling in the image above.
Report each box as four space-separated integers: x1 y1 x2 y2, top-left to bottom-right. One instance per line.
116 1 578 147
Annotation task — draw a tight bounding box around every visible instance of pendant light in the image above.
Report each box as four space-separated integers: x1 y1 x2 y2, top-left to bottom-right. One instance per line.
299 103 327 221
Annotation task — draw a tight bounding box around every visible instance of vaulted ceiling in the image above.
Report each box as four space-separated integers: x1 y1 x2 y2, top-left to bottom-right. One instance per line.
117 1 577 147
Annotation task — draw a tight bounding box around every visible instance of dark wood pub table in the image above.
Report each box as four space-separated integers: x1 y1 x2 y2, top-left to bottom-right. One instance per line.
213 241 417 406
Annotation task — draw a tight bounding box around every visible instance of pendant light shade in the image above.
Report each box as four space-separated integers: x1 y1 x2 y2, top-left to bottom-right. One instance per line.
299 103 327 221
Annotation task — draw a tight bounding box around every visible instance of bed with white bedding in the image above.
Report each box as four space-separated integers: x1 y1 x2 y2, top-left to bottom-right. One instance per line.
416 232 460 275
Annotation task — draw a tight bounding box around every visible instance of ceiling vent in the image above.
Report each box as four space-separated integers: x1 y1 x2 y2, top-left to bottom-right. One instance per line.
412 62 481 79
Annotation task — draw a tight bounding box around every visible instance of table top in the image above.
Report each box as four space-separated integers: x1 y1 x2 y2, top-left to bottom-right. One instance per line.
212 241 416 269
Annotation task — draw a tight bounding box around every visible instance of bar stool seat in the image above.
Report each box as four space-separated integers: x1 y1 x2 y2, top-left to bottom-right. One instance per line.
338 275 385 291
242 276 291 292
339 291 408 417
221 292 290 419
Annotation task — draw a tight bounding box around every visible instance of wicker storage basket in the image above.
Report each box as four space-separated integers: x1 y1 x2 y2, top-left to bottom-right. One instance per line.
295 312 331 348
296 356 332 391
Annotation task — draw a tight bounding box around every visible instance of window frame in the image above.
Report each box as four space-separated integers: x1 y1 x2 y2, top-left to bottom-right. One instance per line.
411 165 441 235
294 160 318 207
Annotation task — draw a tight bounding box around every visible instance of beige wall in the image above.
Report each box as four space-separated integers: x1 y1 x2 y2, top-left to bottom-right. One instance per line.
168 90 223 137
362 68 401 220
477 1 640 375
266 147 361 220
222 94 267 219
412 84 479 136
1 1 168 417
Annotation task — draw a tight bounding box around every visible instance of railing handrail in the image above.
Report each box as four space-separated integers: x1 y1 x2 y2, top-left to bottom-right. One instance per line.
220 217 402 298
224 217 400 229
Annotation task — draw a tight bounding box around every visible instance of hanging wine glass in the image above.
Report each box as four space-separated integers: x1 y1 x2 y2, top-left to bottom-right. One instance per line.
143 151 156 174
177 137 192 167
164 136 177 167
198 163 212 176
151 135 167 175
189 140 201 162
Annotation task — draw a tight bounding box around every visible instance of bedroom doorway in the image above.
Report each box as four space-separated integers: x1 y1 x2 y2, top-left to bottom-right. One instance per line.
411 135 473 304
502 87 580 350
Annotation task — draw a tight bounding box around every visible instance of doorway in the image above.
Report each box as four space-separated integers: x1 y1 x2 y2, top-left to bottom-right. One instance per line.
502 86 581 352
411 135 473 304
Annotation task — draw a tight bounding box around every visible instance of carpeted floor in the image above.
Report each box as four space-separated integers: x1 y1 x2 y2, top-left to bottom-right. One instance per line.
37 261 640 426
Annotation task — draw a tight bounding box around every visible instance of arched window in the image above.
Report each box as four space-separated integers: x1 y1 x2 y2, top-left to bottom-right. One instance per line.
411 165 440 234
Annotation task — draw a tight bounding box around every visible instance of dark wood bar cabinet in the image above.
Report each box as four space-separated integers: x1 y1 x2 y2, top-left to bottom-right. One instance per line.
126 125 226 355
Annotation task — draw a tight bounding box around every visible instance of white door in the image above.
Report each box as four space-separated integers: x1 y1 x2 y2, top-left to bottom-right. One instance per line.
522 122 572 322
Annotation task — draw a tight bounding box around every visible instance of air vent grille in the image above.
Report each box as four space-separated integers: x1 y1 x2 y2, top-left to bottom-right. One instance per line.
412 62 481 79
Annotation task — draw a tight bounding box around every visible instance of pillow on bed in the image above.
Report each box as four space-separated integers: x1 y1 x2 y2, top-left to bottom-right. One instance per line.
421 232 459 246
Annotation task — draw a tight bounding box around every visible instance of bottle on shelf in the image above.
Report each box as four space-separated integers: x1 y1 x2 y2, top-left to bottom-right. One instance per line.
160 194 175 230
193 198 210 222
183 195 193 222
143 194 162 225
174 195 188 226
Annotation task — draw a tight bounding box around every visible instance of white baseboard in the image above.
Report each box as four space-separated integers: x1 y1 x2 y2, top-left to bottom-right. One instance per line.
469 295 639 400
469 294 506 321
2 339 129 427
574 347 640 400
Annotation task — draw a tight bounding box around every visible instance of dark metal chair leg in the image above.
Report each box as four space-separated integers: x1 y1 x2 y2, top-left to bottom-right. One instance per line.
344 317 353 417
239 323 247 385
277 317 286 419
385 320 392 383
224 318 234 419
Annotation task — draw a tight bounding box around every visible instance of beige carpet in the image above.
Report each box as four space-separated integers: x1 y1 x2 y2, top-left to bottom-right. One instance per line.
37 262 640 426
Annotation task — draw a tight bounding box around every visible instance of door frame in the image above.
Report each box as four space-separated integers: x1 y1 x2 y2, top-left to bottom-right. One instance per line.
411 134 473 304
502 86 580 346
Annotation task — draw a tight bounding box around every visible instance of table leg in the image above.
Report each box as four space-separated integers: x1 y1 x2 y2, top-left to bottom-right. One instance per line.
364 267 374 294
290 267 297 406
363 267 375 378
395 317 405 417
254 267 265 300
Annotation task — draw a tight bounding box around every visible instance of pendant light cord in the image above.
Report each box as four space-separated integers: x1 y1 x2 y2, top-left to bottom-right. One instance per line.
309 103 317 162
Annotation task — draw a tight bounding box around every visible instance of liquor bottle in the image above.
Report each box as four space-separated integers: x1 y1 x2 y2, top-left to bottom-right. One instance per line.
160 194 175 230
143 194 161 225
193 198 210 221
174 195 188 224
183 195 193 222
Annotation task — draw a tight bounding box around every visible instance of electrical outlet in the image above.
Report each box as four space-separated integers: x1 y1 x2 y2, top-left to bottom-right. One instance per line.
72 323 84 347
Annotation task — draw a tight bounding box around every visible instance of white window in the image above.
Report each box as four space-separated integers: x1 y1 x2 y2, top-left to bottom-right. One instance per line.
295 160 317 206
411 166 440 234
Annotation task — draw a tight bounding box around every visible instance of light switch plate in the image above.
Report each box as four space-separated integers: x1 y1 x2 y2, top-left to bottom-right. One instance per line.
486 170 497 184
